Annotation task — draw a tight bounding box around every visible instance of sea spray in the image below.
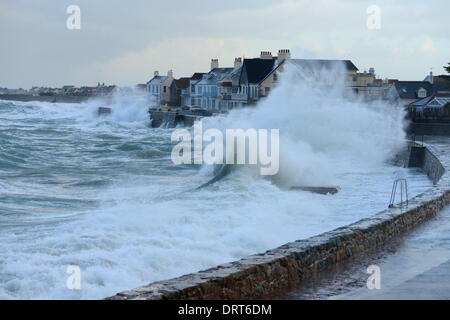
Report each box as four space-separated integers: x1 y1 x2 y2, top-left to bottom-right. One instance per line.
0 71 425 300
199 62 406 188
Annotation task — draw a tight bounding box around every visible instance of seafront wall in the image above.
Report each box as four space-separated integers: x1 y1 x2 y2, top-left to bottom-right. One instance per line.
408 122 450 137
149 110 209 128
108 141 450 300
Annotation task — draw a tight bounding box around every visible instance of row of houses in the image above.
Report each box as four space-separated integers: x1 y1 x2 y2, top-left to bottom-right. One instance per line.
387 73 450 122
146 49 400 111
0 83 118 97
30 83 118 97
0 87 27 95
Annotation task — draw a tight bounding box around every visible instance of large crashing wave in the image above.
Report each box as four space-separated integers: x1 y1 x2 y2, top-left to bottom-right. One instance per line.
1 86 153 127
200 61 406 188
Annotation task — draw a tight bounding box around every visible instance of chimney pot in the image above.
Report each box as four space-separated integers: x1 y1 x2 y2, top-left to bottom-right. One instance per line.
260 51 273 59
277 48 291 61
211 58 219 70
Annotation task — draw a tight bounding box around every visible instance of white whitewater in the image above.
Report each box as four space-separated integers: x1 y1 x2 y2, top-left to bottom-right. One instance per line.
0 67 431 299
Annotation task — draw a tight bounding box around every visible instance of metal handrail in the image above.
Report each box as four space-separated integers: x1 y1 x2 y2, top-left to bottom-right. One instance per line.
388 178 408 208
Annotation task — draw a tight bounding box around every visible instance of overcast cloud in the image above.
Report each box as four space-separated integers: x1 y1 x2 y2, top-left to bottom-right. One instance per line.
0 0 448 88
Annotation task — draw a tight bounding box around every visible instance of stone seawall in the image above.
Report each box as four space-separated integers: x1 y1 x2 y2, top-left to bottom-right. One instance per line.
408 122 450 137
107 141 450 300
149 110 206 128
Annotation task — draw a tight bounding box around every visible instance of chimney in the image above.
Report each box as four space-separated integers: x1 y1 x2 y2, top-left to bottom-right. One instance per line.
429 70 434 84
260 51 273 60
167 70 173 79
211 58 219 70
154 71 159 77
234 57 242 69
277 49 291 61
369 67 375 76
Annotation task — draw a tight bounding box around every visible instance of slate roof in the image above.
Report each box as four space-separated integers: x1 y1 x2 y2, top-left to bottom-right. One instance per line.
173 77 190 89
191 73 206 81
210 68 235 78
241 58 358 85
146 75 167 85
288 59 358 72
242 58 276 84
392 81 436 99
196 68 234 86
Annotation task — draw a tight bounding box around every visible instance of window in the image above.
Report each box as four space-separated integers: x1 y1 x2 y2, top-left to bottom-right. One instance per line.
418 88 426 98
273 73 278 82
163 86 166 93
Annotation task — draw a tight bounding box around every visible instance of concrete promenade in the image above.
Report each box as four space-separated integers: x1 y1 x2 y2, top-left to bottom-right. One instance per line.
333 203 450 300
278 137 450 300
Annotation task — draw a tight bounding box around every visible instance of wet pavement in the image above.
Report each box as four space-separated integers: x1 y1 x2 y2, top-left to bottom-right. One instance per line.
333 204 450 300
276 136 450 300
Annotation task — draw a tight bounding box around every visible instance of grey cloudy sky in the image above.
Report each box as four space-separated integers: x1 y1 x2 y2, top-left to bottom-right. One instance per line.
0 0 448 88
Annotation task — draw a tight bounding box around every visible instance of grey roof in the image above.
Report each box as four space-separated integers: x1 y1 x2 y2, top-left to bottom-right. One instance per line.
392 81 436 99
210 67 234 74
191 73 206 80
196 68 234 86
146 75 167 85
288 59 358 71
173 77 190 89
240 58 358 86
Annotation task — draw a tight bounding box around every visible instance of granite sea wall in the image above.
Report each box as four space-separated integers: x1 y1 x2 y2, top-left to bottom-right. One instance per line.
107 141 450 300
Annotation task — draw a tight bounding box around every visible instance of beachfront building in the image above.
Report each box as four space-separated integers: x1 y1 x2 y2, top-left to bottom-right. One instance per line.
160 70 175 105
146 71 167 106
171 77 191 107
387 81 436 106
235 53 279 105
234 49 363 105
406 74 450 121
188 73 206 108
409 92 450 122
190 59 234 111
217 58 243 110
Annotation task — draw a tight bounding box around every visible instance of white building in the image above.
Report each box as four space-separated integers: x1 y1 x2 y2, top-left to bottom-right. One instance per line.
146 71 167 106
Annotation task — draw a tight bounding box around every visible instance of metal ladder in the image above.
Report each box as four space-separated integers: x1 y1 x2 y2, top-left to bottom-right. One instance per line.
388 178 408 208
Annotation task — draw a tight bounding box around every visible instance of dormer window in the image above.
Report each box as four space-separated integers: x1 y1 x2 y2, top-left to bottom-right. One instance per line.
418 88 427 98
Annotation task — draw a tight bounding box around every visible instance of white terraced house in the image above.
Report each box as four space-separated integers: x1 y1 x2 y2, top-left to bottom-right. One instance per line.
146 71 167 106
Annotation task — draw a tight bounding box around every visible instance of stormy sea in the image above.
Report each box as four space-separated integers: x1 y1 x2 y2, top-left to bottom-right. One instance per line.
0 67 433 299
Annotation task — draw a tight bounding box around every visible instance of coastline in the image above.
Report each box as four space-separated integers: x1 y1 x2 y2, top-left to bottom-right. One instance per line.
107 140 450 300
0 94 91 104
